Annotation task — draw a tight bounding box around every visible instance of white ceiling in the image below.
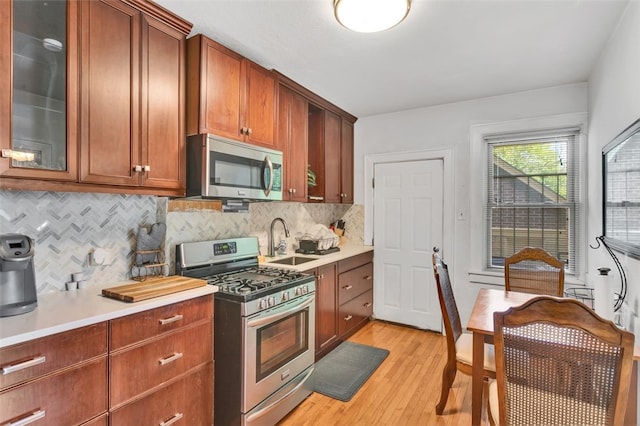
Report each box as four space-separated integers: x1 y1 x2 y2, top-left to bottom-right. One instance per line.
155 0 629 118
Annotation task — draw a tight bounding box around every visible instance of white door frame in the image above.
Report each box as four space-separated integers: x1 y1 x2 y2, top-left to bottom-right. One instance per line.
364 149 455 262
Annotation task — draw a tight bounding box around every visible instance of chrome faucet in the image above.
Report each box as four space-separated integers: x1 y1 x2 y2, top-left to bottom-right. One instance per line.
268 217 290 257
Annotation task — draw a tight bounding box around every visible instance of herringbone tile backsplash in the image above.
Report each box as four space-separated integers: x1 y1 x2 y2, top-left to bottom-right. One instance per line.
0 190 365 293
0 190 156 293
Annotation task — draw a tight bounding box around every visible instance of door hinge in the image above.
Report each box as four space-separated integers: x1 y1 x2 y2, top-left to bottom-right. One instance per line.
371 178 375 188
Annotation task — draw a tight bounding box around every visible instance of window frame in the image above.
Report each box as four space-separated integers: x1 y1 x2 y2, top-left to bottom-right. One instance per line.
468 113 588 286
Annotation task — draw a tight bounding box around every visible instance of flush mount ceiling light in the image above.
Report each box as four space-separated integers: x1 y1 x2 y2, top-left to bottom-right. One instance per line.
334 0 411 33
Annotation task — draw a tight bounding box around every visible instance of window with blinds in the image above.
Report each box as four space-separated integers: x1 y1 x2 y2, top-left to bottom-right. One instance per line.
485 128 579 273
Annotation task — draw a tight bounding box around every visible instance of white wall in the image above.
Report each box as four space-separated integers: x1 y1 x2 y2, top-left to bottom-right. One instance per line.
588 0 640 327
354 83 588 322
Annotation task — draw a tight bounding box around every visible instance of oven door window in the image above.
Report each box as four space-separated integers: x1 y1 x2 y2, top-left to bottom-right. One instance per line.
210 152 282 192
256 309 309 381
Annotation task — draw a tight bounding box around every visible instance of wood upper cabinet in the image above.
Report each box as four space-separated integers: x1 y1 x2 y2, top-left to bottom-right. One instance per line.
79 0 188 192
278 84 308 202
79 0 140 186
139 14 185 190
0 0 79 181
308 107 354 204
186 34 277 148
340 118 354 204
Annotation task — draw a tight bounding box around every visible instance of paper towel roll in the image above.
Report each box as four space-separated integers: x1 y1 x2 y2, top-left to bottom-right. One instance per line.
593 272 614 321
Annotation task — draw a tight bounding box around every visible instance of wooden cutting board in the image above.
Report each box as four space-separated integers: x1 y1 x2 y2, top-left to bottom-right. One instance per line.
102 276 207 303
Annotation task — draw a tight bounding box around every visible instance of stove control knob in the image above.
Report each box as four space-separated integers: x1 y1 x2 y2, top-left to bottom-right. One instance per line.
294 287 301 296
304 285 310 293
282 291 289 301
268 296 276 307
259 299 268 310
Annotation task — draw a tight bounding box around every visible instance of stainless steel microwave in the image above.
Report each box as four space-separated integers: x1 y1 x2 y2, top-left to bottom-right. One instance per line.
186 134 283 200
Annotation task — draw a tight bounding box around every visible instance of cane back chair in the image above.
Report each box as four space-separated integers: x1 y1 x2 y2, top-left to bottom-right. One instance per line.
432 248 495 414
490 296 635 425
504 247 565 297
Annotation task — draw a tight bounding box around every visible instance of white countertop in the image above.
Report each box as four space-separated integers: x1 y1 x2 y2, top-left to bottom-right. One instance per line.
0 243 373 348
0 281 216 348
262 243 374 271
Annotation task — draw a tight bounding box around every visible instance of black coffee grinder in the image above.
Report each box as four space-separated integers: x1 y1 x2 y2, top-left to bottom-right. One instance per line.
0 234 37 317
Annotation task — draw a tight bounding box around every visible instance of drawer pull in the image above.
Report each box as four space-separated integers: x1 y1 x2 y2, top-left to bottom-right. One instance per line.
344 315 353 322
364 275 373 280
159 412 183 426
159 352 183 366
159 314 183 325
8 409 46 426
342 285 353 291
363 302 372 308
2 356 46 375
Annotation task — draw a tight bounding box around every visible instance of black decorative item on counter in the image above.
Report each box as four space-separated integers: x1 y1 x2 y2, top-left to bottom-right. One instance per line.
131 223 167 281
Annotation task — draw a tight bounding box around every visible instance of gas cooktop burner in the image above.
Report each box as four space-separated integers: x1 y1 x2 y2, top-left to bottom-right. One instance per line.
203 266 309 300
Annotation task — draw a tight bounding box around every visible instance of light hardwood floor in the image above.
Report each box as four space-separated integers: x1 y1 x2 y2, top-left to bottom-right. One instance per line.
279 320 490 425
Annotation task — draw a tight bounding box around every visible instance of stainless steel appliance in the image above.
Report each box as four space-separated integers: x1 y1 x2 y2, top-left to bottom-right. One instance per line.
0 234 37 317
176 237 315 426
186 134 283 200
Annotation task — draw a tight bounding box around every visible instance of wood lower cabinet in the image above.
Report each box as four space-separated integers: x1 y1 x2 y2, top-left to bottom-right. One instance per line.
0 296 213 426
108 295 214 423
0 358 108 425
337 252 373 339
279 85 308 201
110 362 213 425
306 263 339 360
309 252 374 360
109 295 213 350
0 323 108 425
186 34 277 148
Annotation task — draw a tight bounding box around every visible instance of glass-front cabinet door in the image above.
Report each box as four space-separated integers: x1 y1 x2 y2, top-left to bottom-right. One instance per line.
0 0 77 180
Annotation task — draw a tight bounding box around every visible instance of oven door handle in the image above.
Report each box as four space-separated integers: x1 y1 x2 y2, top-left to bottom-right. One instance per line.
246 295 314 328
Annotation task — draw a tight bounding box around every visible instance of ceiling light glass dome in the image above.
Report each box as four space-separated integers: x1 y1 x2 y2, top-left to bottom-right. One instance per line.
334 0 411 33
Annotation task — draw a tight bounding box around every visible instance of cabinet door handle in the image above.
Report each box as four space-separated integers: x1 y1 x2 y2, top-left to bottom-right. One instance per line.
344 315 353 321
241 127 247 134
2 356 46 375
363 275 373 280
342 285 353 291
144 165 151 172
247 127 252 135
159 352 183 366
8 409 46 426
158 314 183 325
363 302 372 308
159 412 183 426
133 164 142 172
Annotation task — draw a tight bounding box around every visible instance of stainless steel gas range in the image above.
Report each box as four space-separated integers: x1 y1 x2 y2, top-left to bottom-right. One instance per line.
176 237 315 426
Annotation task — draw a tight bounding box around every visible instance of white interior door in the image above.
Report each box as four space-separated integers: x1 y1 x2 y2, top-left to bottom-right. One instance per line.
373 159 444 330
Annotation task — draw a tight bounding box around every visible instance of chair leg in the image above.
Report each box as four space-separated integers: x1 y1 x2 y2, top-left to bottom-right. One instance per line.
436 362 457 414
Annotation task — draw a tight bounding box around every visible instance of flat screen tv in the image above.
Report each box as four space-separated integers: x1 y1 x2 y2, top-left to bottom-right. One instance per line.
602 117 640 259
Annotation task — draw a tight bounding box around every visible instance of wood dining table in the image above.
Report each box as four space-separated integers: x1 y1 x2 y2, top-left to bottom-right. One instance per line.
466 288 640 426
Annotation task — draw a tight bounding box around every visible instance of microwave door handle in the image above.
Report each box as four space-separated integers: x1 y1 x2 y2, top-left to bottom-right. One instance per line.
263 156 274 196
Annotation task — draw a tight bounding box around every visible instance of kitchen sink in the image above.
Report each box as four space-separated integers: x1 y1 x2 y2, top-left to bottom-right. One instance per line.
268 256 316 266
